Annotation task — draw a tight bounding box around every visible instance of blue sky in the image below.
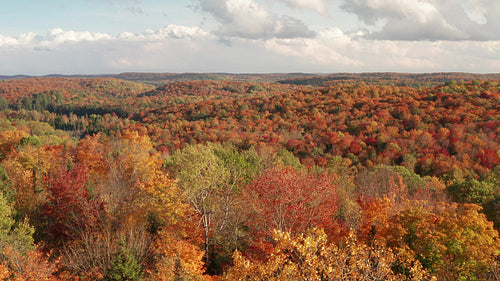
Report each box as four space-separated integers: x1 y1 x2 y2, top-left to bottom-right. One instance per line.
1 0 500 75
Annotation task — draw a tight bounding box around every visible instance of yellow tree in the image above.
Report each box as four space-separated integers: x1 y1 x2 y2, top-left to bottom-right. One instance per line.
221 228 429 281
388 202 500 280
360 197 500 280
0 130 28 161
76 131 161 229
139 168 207 280
72 131 208 279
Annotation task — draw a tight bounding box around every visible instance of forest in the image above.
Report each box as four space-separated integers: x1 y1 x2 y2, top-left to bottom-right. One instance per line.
0 73 499 280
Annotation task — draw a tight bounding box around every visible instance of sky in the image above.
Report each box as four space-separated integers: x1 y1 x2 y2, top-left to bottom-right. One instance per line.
1 0 500 75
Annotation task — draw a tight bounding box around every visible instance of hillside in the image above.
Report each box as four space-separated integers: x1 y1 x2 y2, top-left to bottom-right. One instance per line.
0 74 498 280
0 72 314 86
3 72 500 87
278 72 500 87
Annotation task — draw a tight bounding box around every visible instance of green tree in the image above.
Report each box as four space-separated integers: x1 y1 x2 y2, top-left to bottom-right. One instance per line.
0 165 15 205
167 143 262 274
106 238 143 281
448 179 495 205
0 97 8 110
0 191 35 261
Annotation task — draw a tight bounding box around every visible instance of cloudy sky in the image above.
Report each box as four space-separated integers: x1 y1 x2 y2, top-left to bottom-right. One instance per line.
1 0 500 75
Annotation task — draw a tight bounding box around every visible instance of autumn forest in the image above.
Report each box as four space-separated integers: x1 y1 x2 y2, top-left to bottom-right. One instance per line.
0 73 499 280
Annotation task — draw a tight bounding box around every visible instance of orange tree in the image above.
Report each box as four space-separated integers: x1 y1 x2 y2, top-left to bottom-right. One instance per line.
359 197 500 280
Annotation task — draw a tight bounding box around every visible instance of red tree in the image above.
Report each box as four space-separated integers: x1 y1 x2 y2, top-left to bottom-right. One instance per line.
43 164 104 246
245 166 341 251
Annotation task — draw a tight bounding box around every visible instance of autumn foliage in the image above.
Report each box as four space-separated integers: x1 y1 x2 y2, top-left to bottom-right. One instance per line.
0 74 498 280
245 166 341 248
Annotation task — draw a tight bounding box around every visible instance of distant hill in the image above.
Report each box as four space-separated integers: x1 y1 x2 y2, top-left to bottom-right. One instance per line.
0 73 316 86
0 74 115 80
114 72 315 86
276 72 500 87
0 75 33 80
2 72 500 87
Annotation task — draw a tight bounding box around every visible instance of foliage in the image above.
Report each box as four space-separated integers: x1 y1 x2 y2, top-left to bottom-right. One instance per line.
359 197 500 280
0 192 34 256
245 166 340 239
167 143 262 274
221 228 430 281
42 164 104 246
106 238 144 281
0 189 57 280
447 179 495 205
0 75 498 279
0 165 15 205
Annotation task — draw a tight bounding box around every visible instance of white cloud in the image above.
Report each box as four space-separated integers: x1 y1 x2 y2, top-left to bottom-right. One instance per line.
263 27 362 67
261 26 500 72
42 29 112 46
342 0 440 25
156 25 210 39
0 25 215 75
275 0 328 16
0 32 41 48
461 0 488 24
118 32 137 40
1 24 500 75
341 0 500 41
2 25 211 49
0 35 19 47
196 0 314 39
